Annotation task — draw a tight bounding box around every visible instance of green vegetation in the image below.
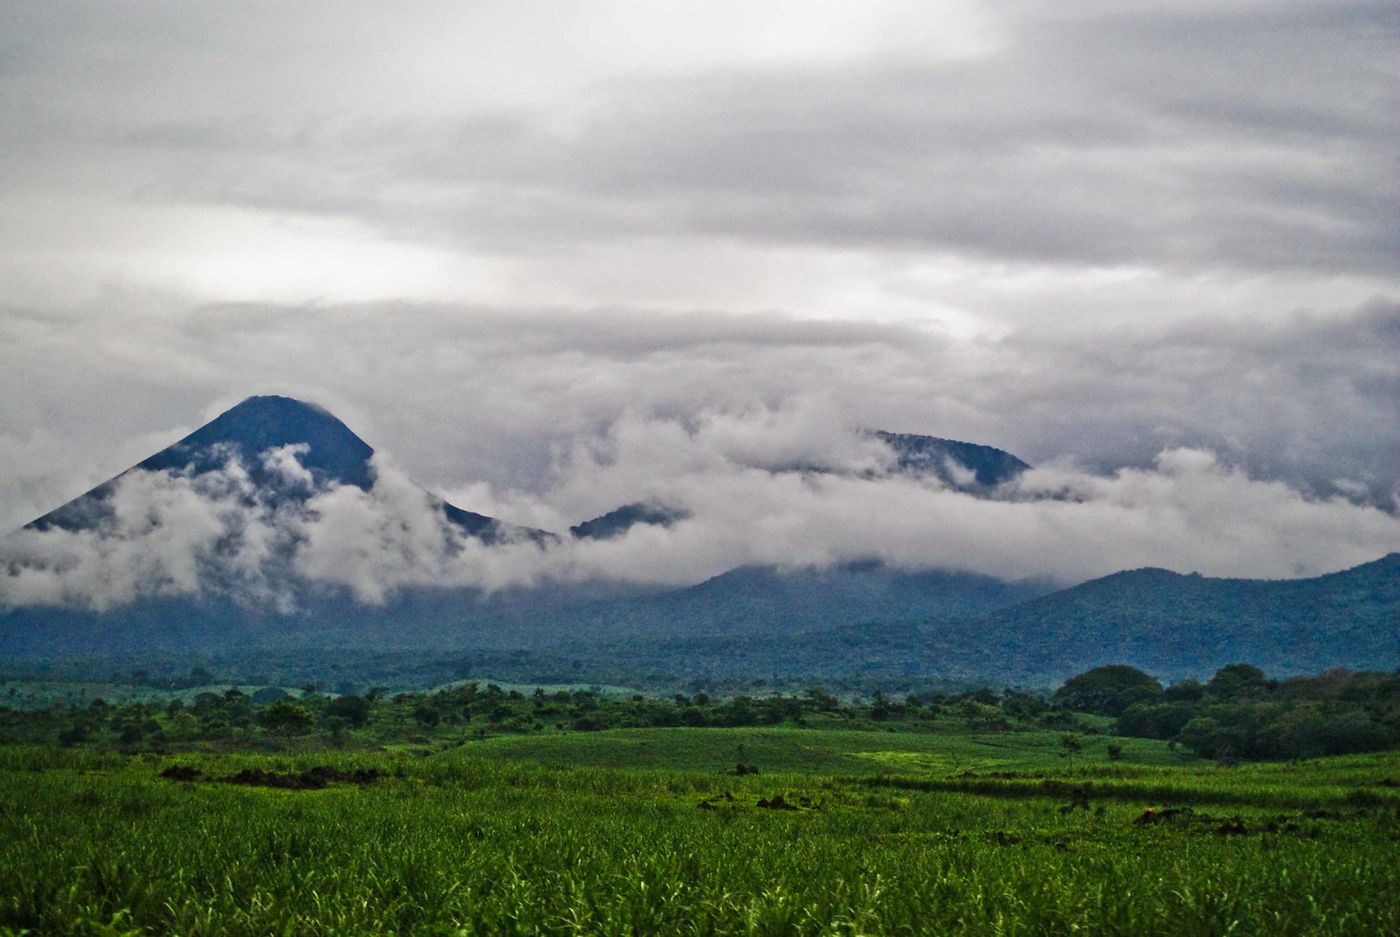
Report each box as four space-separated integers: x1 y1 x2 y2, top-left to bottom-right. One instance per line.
3 664 1399 934
7 662 1399 767
3 734 1399 935
1104 664 1400 761
0 677 1114 753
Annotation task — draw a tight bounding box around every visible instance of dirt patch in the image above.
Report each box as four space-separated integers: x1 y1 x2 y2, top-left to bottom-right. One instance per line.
159 765 202 782
1133 805 1355 838
219 766 386 789
158 764 385 790
696 791 816 812
1133 806 1194 825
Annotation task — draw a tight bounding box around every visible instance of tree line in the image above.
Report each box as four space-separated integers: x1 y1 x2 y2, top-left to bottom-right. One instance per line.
3 662 1397 761
1057 663 1400 760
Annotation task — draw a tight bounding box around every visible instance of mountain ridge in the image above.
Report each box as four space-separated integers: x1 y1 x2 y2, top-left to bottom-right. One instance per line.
3 395 1395 688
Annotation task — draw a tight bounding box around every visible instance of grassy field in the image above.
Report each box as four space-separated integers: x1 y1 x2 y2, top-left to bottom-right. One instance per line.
2 726 1399 936
456 724 1167 773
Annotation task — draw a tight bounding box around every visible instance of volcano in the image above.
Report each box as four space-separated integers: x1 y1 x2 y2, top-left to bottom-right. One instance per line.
26 395 531 543
4 396 1394 688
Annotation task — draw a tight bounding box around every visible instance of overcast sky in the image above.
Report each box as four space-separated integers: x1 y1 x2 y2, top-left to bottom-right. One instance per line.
1 1 1397 582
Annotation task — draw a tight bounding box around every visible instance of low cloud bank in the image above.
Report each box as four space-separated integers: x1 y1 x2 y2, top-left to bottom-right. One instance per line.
3 410 1398 612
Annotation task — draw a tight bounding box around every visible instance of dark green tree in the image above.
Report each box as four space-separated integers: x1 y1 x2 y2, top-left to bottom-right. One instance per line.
1054 665 1164 716
261 700 314 736
326 694 372 728
1206 663 1269 700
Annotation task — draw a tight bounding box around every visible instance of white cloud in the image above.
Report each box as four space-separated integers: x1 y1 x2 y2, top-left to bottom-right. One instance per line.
0 458 284 611
3 417 1396 613
0 0 1396 548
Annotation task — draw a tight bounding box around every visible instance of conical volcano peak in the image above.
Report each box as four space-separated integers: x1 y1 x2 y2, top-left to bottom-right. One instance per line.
22 394 376 532
136 395 375 490
24 394 538 544
224 394 336 419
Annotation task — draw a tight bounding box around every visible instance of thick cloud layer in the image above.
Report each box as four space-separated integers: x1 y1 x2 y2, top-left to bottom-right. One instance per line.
3 420 1397 612
4 1 1395 295
3 301 1396 538
0 1 1396 581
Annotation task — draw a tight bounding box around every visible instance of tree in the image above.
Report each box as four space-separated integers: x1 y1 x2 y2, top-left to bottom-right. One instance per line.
170 710 200 740
1164 678 1205 702
1206 663 1268 701
1059 733 1084 770
1054 665 1164 716
1176 716 1244 760
261 700 314 735
326 694 372 728
1116 701 1198 739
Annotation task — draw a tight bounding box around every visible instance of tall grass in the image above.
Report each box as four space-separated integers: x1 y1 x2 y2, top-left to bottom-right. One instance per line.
2 743 1398 935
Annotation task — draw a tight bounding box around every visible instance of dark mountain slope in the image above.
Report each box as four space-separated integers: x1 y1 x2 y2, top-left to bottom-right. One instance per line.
135 395 375 492
570 502 689 540
567 555 1400 686
555 562 1055 644
961 553 1400 681
872 430 1031 489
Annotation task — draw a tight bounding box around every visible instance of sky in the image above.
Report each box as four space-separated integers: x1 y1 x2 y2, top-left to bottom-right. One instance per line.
1 1 1397 599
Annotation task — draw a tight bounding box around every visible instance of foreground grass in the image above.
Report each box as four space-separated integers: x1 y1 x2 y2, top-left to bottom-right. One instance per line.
2 734 1399 935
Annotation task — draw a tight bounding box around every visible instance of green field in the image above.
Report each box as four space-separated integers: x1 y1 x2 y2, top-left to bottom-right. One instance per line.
3 726 1399 936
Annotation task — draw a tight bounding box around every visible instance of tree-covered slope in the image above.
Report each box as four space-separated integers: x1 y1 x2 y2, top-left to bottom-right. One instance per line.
963 553 1400 681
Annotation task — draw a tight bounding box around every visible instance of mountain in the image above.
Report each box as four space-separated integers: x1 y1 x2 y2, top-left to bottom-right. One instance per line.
962 554 1400 681
569 562 1052 641
557 555 1400 686
4 396 1395 690
26 395 527 543
570 502 689 540
871 430 1031 489
566 431 1031 540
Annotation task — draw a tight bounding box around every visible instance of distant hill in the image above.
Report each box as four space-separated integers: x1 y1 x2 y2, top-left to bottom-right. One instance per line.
0 560 1050 661
572 555 1400 685
870 430 1031 490
3 552 1395 687
962 553 1400 681
545 562 1053 647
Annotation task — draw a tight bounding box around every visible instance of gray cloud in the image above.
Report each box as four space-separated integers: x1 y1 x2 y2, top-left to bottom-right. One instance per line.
8 1 1391 276
1 299 1397 537
2 0 1395 291
1 0 1397 582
